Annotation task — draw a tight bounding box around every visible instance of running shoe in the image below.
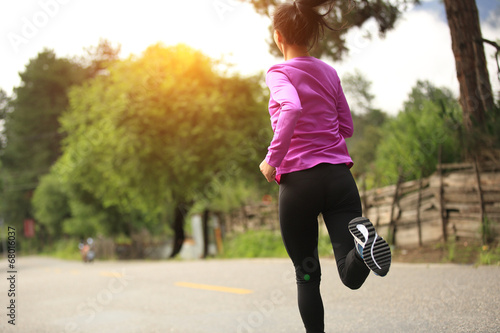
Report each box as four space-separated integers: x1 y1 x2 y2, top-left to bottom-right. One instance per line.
348 217 391 277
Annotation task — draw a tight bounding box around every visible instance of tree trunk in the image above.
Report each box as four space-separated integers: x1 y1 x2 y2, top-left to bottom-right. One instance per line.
443 0 494 132
202 209 210 258
170 204 188 258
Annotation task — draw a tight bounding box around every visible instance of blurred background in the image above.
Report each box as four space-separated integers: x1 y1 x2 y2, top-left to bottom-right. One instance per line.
0 0 499 264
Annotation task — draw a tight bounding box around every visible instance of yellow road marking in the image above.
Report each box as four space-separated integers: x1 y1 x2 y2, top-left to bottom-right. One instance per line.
100 271 123 278
175 282 253 295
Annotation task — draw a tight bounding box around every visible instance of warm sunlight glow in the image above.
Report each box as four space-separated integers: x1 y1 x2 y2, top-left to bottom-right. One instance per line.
1 0 499 114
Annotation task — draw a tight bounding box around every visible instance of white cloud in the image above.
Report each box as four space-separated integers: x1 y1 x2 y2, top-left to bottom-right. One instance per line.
337 9 457 115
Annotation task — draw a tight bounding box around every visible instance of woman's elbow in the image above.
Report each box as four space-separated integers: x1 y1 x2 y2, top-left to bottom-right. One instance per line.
341 128 354 138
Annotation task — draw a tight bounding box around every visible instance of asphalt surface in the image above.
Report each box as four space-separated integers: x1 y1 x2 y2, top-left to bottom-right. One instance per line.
0 256 499 333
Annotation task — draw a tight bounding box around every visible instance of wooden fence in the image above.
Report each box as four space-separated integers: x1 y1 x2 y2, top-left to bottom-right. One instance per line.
223 200 280 234
361 162 500 247
224 162 500 248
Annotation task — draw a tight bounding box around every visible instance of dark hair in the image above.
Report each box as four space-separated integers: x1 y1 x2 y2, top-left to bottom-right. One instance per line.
272 0 347 49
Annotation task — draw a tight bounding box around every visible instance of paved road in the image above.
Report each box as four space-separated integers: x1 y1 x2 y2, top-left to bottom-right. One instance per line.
0 256 499 333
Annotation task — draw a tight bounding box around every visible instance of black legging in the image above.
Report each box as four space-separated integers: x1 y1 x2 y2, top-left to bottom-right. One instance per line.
279 163 370 333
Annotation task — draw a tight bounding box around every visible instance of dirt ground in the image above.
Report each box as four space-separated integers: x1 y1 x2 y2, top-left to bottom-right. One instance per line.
392 245 452 263
391 240 498 265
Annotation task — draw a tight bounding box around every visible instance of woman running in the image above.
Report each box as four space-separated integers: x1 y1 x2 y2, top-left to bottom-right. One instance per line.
259 1 392 332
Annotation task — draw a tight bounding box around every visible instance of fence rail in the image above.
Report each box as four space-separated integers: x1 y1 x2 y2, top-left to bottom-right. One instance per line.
361 162 500 247
224 162 500 248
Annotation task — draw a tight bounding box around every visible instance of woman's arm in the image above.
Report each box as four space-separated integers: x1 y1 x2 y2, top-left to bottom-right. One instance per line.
336 79 354 139
265 68 303 168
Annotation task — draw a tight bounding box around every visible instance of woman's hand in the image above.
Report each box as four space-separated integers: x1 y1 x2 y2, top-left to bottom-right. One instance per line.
259 159 276 183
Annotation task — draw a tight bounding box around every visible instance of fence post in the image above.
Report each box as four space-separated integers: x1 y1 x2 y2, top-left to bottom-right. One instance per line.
361 176 369 221
417 173 423 247
473 157 487 244
438 146 448 242
389 172 403 245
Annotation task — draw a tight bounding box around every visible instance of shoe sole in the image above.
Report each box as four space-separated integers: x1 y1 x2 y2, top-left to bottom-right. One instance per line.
349 217 391 277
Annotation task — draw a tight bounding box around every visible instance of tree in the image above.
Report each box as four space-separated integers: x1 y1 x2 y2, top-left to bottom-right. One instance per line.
0 89 10 212
443 0 495 133
342 69 376 115
0 89 10 118
0 41 120 236
31 173 70 238
0 50 88 230
32 171 135 241
349 110 387 178
80 38 122 78
54 43 269 257
373 81 462 185
0 89 11 147
247 0 497 159
341 71 388 181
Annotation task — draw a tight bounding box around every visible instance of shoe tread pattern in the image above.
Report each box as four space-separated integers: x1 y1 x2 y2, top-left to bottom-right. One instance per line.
349 217 391 277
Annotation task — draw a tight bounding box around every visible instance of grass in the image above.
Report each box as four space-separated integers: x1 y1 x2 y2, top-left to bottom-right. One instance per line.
202 229 500 266
478 244 500 265
39 238 82 261
443 240 500 265
219 229 335 259
393 240 500 266
219 229 288 258
30 230 500 266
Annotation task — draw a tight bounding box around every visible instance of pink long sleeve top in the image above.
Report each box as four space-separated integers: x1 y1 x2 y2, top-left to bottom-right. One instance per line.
264 56 354 184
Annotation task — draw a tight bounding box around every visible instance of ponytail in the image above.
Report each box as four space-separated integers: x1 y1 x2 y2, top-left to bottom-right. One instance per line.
273 0 352 50
295 0 333 17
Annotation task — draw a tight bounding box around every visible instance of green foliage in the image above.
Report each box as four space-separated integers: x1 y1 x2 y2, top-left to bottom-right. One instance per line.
40 238 82 261
220 230 288 258
31 174 69 237
446 239 456 262
0 50 88 228
219 228 336 259
33 172 146 238
465 103 500 162
342 71 388 180
480 215 498 246
372 81 462 186
342 69 376 115
349 109 388 179
0 89 10 121
48 43 269 238
434 240 500 265
478 245 500 266
317 228 335 257
191 178 262 215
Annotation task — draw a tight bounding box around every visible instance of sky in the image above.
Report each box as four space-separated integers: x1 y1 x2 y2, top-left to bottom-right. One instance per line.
0 0 499 115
